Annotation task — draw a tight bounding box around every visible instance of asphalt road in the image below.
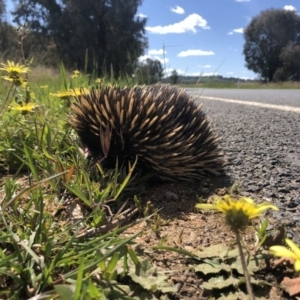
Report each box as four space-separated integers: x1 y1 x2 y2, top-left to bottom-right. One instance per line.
187 88 300 107
186 88 300 242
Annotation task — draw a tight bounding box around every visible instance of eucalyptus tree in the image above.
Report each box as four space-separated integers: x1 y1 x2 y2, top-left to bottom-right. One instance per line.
243 8 300 81
134 58 164 84
12 0 147 76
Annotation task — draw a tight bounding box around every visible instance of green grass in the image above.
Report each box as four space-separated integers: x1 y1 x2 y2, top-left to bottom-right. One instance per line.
0 63 162 300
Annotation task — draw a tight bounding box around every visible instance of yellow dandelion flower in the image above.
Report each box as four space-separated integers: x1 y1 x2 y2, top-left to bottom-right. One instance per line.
71 70 80 78
10 102 39 113
0 60 30 76
50 90 74 99
270 239 300 271
95 78 103 83
51 88 90 99
2 75 28 87
196 195 278 230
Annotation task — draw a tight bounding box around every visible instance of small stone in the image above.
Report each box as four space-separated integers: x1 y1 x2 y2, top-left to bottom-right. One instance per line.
292 215 300 224
240 191 251 197
247 185 260 192
287 201 298 208
278 187 290 193
289 183 300 189
264 191 274 198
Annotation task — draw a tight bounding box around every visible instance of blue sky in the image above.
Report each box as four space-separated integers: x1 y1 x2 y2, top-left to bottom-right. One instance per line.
5 0 300 79
137 0 300 79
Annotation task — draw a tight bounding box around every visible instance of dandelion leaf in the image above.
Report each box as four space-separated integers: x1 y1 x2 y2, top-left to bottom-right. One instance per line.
202 276 239 290
231 253 268 275
219 291 269 300
104 284 155 300
129 259 176 294
194 262 231 275
195 244 237 259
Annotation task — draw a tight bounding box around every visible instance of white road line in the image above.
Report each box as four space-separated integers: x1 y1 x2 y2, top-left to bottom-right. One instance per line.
197 95 300 114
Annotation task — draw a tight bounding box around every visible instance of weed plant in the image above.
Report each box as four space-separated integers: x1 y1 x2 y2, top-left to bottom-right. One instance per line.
0 37 153 299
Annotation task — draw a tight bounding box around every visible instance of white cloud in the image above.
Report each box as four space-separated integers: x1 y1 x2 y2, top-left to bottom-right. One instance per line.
164 68 173 77
240 76 255 80
153 56 169 64
138 54 169 64
164 68 184 77
199 64 212 68
236 0 250 2
244 15 251 22
148 49 165 55
178 49 215 57
136 13 147 18
186 72 203 76
171 6 185 14
176 69 187 75
228 28 244 35
201 72 219 76
138 55 151 62
164 69 220 77
283 5 297 11
164 68 202 77
146 13 210 34
227 72 234 75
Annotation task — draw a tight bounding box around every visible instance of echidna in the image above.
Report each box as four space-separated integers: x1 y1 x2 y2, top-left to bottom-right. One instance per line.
70 84 226 181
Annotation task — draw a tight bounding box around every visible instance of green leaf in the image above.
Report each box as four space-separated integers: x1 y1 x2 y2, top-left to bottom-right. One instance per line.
114 158 137 200
192 244 239 260
64 230 142 278
86 281 106 299
22 143 40 181
203 276 239 290
194 262 231 275
105 251 119 280
3 171 68 209
257 219 269 240
60 63 69 91
64 183 92 207
54 284 75 300
74 261 84 300
19 240 45 268
231 254 268 275
126 245 140 266
129 259 176 294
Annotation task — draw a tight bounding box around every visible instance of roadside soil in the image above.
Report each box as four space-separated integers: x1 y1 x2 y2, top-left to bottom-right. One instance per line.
123 178 297 300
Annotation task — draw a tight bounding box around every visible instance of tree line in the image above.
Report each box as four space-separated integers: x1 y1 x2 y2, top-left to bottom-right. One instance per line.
243 8 300 82
0 0 150 79
1 2 300 82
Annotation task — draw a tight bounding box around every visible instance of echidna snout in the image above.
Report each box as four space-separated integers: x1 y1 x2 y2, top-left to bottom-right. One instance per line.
70 84 226 181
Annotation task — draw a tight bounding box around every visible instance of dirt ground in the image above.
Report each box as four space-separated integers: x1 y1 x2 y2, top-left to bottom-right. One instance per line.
123 179 298 300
